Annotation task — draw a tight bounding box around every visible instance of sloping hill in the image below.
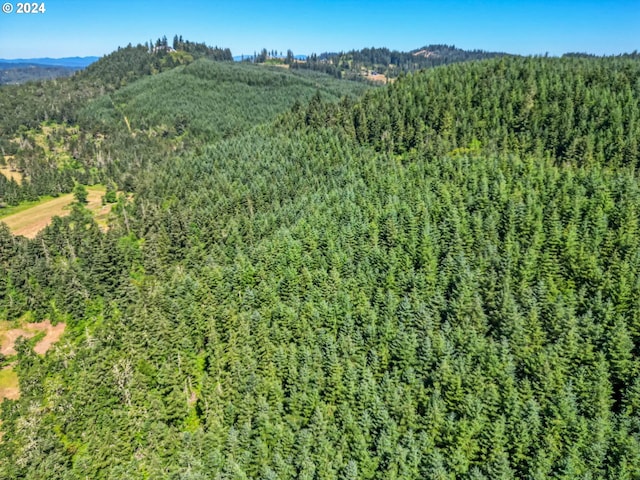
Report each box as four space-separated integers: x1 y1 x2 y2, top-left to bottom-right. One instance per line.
80 58 369 140
1 52 370 206
0 64 76 85
0 57 98 85
295 56 640 167
2 55 640 479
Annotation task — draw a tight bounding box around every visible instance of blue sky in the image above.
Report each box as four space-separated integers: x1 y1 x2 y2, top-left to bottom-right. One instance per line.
0 0 638 59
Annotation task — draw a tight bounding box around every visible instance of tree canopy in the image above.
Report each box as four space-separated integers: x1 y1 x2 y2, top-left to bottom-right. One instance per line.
1 52 640 479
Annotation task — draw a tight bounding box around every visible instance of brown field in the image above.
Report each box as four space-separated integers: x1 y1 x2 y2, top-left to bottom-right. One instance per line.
1 319 66 357
1 186 111 238
33 321 66 355
0 319 66 404
368 73 389 84
0 158 22 184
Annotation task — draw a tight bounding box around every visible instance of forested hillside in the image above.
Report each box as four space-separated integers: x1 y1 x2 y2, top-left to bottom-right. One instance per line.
2 53 640 479
0 41 232 141
291 56 640 166
80 59 369 141
0 53 367 206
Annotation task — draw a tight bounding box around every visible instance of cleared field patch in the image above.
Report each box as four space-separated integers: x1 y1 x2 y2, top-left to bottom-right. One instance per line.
0 165 22 184
1 319 66 357
1 326 37 357
0 319 66 440
22 122 79 166
0 185 111 238
368 73 389 84
33 321 66 355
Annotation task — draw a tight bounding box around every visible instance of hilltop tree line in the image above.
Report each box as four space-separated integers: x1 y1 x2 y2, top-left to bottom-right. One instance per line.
1 55 640 478
291 44 507 79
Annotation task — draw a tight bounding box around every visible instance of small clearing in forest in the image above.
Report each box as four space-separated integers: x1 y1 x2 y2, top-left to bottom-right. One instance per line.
0 166 21 183
0 366 19 401
368 73 389 84
0 185 111 238
0 319 67 357
0 320 66 404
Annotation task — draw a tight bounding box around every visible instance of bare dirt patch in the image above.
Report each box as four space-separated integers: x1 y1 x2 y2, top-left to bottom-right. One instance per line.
368 73 389 84
1 186 111 238
1 320 66 357
33 322 66 355
412 49 439 58
1 328 37 356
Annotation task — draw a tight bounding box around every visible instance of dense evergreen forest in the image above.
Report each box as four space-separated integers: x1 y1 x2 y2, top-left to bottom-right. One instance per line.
0 45 367 206
294 56 640 167
1 48 640 479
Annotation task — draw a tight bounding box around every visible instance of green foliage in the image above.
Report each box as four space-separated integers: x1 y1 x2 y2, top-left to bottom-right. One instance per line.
1 50 366 205
293 56 640 167
73 183 88 204
292 44 507 80
78 58 367 144
103 181 117 203
1 53 640 479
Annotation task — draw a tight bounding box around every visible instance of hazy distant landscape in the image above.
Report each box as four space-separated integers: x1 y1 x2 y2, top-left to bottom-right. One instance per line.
1 13 639 477
0 57 99 85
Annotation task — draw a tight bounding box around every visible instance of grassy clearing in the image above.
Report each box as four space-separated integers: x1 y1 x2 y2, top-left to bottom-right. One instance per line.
24 122 79 166
0 185 111 238
0 367 19 401
0 195 59 218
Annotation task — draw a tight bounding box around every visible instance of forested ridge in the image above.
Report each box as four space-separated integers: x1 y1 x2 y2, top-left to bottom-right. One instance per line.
290 45 506 80
1 52 640 479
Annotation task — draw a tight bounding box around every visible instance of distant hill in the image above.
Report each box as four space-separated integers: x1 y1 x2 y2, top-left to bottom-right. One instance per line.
292 44 509 81
409 44 505 61
0 46 369 201
0 64 76 85
234 54 308 62
0 57 99 85
0 42 233 134
0 56 99 68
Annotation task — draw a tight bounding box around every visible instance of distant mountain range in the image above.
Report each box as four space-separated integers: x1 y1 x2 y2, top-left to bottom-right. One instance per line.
0 57 100 85
0 56 99 68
